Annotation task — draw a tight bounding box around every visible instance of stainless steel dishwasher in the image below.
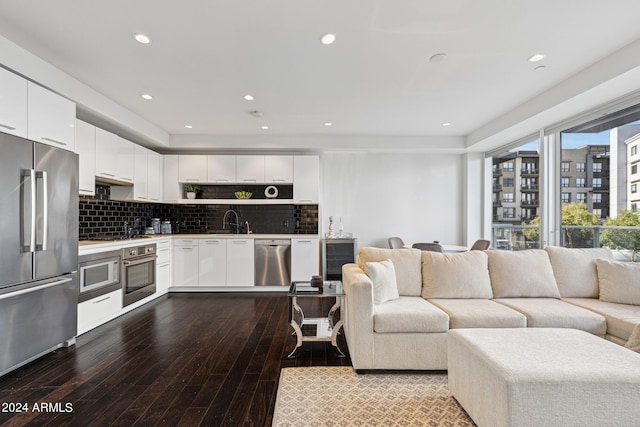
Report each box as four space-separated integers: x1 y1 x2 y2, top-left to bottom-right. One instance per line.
255 239 291 286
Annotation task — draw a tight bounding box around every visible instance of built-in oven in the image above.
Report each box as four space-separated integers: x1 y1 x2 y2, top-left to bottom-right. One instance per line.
78 250 121 303
122 243 157 307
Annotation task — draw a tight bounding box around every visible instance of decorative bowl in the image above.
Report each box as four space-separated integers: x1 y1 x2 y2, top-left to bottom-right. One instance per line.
235 191 252 199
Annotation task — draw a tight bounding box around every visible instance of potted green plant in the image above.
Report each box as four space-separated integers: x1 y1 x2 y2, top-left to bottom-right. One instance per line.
185 184 199 199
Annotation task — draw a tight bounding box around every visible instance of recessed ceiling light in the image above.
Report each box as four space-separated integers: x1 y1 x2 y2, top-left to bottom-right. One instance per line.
429 53 447 63
184 125 193 129
442 122 451 127
244 94 254 101
321 33 336 45
534 65 547 72
261 125 269 130
141 93 153 100
529 53 545 62
133 33 151 44
324 122 333 127
249 110 263 118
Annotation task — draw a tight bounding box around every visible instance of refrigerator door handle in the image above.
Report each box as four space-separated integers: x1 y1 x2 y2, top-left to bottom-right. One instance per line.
20 169 36 253
35 170 48 251
0 277 73 301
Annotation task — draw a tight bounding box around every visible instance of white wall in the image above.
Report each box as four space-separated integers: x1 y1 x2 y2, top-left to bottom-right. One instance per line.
321 152 464 248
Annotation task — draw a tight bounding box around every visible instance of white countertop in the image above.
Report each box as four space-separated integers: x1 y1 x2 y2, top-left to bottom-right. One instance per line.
79 234 319 255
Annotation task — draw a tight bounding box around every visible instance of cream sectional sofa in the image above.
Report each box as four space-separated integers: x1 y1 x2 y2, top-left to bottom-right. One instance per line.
341 246 640 371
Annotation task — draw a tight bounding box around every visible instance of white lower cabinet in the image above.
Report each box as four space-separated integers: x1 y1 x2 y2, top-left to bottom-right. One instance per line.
77 289 122 335
226 239 254 286
156 239 172 293
173 241 199 287
199 239 226 286
291 238 320 281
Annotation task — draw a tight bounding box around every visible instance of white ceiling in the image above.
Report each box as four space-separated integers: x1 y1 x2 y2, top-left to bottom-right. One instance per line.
1 0 640 152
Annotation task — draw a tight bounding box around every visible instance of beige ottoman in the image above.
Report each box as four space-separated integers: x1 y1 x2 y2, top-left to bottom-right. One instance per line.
448 328 640 427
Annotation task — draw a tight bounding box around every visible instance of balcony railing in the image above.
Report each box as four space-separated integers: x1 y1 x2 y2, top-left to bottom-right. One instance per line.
491 224 640 261
521 200 539 207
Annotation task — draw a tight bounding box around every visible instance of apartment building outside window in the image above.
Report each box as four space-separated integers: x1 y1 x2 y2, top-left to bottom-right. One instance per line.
577 193 587 202
561 177 570 187
593 162 603 173
561 162 570 172
593 178 602 188
633 184 638 194
632 145 638 156
503 177 514 187
593 193 602 204
576 162 585 172
561 193 571 203
503 161 514 172
632 164 638 175
503 208 515 218
503 192 514 203
576 178 585 187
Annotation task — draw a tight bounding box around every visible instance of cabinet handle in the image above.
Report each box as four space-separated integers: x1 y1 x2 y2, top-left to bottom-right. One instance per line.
215 179 229 182
297 240 312 244
298 199 314 203
205 240 221 244
159 248 170 252
185 179 200 182
232 240 247 244
42 137 67 146
93 296 111 304
100 172 116 177
180 248 193 252
242 178 257 182
79 188 94 193
0 123 16 131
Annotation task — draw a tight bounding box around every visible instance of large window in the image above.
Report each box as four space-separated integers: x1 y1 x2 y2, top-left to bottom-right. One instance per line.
491 139 541 250
559 103 640 259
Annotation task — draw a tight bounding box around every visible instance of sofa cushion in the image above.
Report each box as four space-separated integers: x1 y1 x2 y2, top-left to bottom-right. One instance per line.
487 249 560 298
563 298 640 342
494 298 607 335
428 299 526 329
373 296 449 333
421 251 493 299
596 259 640 305
544 246 612 298
364 259 400 305
357 247 423 296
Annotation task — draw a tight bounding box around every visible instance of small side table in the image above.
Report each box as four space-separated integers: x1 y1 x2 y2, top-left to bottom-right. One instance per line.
288 281 345 358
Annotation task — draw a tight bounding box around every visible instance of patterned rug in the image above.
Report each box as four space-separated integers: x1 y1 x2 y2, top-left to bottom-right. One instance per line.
272 366 475 426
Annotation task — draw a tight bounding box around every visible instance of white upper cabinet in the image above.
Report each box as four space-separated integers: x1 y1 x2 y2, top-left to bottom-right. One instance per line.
293 155 319 203
0 68 27 138
207 155 236 183
236 155 265 183
27 82 76 151
147 150 161 202
75 120 96 196
265 155 293 183
133 144 149 200
95 129 133 184
178 155 207 182
117 138 134 183
163 155 182 202
95 128 119 181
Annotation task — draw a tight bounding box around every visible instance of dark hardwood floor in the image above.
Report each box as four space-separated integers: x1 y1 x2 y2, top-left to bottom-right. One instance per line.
0 292 351 426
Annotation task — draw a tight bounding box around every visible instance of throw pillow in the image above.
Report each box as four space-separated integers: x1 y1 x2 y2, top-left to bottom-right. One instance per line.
357 247 422 296
544 246 613 298
487 249 561 298
364 259 400 305
596 259 640 305
421 251 493 299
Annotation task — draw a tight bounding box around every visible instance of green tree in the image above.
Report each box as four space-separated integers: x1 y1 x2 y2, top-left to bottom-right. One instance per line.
521 202 598 248
600 210 640 261
561 202 599 248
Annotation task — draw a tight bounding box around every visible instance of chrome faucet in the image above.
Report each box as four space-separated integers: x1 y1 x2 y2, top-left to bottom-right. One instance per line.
222 209 240 234
245 220 252 234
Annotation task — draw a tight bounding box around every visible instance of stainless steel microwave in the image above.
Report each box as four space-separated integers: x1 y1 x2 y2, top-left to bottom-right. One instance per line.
78 249 121 302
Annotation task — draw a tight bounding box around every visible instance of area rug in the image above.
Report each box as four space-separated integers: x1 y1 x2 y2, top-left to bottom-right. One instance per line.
272 366 475 426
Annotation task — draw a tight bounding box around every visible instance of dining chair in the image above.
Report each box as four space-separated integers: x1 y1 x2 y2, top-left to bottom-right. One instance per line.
411 242 443 252
388 237 405 249
470 239 490 250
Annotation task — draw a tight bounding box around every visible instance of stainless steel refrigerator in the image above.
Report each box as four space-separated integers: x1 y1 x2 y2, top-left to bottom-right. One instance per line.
0 132 79 376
